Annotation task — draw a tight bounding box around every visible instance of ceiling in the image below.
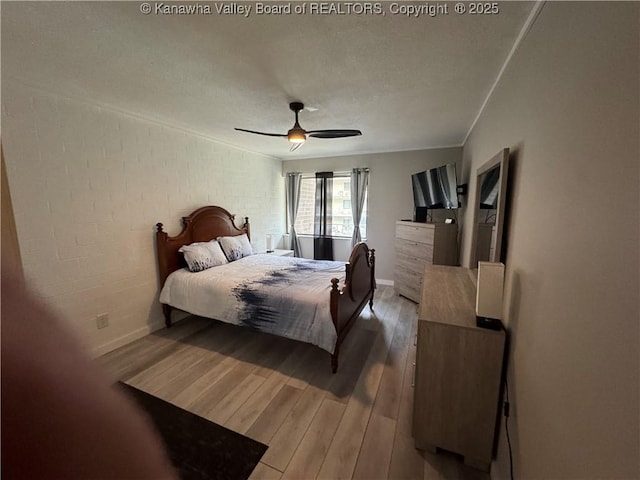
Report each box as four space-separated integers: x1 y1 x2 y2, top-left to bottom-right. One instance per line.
2 1 535 160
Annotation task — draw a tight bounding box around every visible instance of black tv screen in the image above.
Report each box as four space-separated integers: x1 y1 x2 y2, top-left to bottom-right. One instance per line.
412 163 459 209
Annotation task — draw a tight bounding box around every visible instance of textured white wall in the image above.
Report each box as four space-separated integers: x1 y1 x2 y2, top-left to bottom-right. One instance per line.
2 80 285 356
460 3 639 478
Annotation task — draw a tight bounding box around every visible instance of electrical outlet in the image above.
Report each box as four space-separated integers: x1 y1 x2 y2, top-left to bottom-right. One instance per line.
96 313 109 329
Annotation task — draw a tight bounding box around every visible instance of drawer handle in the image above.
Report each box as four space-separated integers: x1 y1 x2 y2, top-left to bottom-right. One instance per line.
414 334 417 347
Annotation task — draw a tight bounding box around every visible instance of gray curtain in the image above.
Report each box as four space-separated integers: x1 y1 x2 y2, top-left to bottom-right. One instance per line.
314 171 334 260
350 168 369 247
285 172 302 257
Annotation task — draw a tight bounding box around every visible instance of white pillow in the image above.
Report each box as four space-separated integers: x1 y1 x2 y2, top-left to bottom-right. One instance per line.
179 240 228 272
204 240 229 266
218 234 252 262
236 233 253 257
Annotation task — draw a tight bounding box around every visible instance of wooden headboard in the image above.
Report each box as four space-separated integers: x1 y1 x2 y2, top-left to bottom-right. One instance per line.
156 206 250 287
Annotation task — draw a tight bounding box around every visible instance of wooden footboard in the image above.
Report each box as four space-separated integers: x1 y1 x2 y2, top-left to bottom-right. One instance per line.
329 242 376 373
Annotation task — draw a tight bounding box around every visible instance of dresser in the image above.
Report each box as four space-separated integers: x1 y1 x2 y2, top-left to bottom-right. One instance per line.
412 265 505 472
394 221 458 303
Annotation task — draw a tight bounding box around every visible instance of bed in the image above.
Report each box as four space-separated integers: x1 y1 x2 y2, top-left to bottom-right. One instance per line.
155 206 376 373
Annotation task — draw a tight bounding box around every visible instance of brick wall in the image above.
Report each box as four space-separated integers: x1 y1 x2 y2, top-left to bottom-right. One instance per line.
2 80 285 356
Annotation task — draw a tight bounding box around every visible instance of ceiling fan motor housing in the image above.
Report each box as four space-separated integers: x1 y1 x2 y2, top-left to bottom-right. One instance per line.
289 102 304 112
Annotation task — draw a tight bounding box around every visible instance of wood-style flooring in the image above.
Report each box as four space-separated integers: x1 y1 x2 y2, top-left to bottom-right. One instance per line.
98 286 489 480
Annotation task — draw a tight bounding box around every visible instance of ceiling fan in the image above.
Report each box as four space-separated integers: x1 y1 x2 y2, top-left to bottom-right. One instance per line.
235 102 362 152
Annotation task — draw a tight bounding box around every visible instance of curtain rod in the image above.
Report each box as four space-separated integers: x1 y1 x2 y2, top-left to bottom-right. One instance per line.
286 168 370 176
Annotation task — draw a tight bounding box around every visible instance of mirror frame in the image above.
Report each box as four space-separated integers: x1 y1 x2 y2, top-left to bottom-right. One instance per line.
470 148 509 268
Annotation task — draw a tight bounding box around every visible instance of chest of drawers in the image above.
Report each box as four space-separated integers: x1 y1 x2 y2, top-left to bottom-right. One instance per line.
394 221 458 303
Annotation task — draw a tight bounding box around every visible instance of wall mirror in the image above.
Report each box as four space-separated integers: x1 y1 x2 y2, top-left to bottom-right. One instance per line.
470 148 509 268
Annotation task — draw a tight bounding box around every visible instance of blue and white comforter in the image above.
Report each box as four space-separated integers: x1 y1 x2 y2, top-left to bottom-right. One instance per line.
159 254 346 353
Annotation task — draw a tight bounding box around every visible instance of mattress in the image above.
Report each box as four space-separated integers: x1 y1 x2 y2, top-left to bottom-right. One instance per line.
159 254 347 353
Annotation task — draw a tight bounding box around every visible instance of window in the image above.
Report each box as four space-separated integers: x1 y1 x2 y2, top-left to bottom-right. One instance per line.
294 174 367 238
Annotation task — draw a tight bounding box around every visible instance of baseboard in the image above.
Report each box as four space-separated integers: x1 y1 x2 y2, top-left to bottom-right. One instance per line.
376 278 394 286
92 319 165 358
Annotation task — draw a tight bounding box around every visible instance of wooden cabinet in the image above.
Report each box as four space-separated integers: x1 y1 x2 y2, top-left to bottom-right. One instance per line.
412 265 505 472
394 221 458 303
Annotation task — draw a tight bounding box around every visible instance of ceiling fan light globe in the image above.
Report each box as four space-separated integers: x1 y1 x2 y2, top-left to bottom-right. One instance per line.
288 129 307 143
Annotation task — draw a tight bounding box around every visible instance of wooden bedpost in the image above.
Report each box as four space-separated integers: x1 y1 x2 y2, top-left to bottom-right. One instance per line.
330 277 340 320
156 223 169 288
244 216 250 240
330 277 341 373
331 347 339 374
157 222 174 328
369 248 376 308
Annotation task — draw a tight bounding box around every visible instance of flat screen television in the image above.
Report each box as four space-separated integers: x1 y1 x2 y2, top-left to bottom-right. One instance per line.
412 163 459 210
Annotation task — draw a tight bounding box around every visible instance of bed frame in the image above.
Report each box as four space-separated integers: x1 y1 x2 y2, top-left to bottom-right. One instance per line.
155 206 376 373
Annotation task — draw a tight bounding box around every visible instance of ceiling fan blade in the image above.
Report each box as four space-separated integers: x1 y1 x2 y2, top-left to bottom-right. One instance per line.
235 128 287 138
307 129 362 139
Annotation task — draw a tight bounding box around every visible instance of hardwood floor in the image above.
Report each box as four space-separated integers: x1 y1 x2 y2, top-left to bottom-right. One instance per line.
98 286 490 480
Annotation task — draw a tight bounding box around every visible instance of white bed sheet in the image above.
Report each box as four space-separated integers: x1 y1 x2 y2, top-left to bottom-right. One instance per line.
159 254 347 353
